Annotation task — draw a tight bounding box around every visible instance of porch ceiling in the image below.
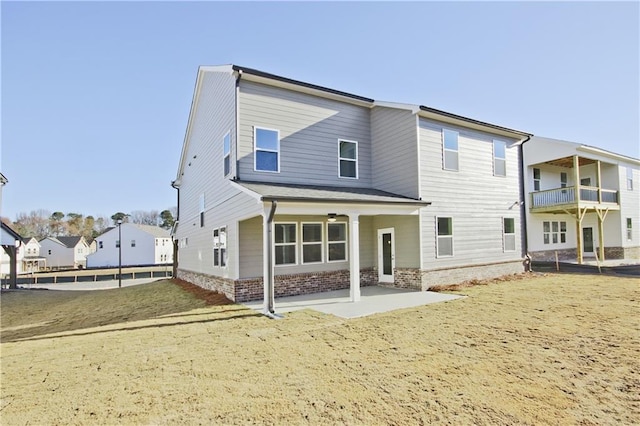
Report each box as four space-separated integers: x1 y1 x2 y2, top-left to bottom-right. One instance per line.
544 156 596 168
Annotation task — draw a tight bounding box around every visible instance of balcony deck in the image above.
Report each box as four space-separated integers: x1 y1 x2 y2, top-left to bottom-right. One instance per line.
530 186 619 213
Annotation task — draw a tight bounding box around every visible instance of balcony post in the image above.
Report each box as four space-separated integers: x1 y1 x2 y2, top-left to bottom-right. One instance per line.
596 160 602 203
573 155 580 202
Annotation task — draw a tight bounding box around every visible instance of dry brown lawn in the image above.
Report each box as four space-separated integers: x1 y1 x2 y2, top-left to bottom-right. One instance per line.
1 274 638 425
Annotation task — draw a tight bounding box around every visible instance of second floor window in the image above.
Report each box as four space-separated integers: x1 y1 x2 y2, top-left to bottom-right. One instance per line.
493 140 506 176
338 140 358 179
254 127 279 172
627 167 634 190
442 129 459 171
533 168 541 191
223 133 231 177
131 240 136 248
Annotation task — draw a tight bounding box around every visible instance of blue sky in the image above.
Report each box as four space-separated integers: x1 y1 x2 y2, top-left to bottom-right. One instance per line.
2 1 638 221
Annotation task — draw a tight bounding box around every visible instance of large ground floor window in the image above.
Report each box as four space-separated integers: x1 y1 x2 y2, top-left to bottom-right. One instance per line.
274 221 348 266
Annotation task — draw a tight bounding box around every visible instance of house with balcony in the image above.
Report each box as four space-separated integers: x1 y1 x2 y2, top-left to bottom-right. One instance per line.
21 237 46 272
523 136 639 263
172 65 531 311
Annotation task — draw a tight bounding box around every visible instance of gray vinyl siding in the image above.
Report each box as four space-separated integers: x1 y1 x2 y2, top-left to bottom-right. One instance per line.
238 216 263 279
371 107 420 198
371 215 421 268
175 70 261 279
418 117 522 269
237 81 372 187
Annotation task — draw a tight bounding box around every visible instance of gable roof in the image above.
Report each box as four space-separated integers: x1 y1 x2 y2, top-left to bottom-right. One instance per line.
234 180 430 206
1 222 22 243
531 136 640 165
129 223 171 238
54 236 85 248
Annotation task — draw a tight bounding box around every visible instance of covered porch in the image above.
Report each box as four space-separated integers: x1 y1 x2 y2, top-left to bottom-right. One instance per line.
233 181 430 316
529 154 620 264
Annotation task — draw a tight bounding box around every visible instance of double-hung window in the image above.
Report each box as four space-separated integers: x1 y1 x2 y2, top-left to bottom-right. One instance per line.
627 218 633 240
302 223 323 263
533 168 541 191
543 221 566 244
503 218 516 252
338 140 358 178
275 223 297 265
327 223 347 262
213 227 227 267
131 240 136 248
627 167 634 190
223 132 231 177
254 127 279 172
493 140 506 176
436 217 453 257
442 129 459 171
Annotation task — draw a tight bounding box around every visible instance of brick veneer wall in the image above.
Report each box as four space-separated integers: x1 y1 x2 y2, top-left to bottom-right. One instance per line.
530 249 578 262
393 268 422 291
178 268 379 303
420 260 524 290
623 246 640 260
603 247 625 260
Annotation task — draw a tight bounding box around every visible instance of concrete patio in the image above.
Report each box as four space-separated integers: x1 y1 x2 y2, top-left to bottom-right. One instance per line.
243 285 463 319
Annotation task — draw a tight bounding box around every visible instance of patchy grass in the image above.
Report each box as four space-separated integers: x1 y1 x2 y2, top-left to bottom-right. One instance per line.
1 274 638 425
0 279 231 342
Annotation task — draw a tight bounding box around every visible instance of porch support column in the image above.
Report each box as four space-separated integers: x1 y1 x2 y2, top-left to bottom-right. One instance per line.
596 160 602 203
348 213 361 302
262 202 277 316
573 155 581 202
595 208 610 262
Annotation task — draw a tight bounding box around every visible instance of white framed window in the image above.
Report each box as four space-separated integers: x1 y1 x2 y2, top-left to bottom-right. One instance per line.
223 132 231 177
338 140 358 179
442 129 459 171
275 223 297 265
131 240 136 248
99 241 103 249
493 140 506 176
327 222 347 262
213 227 227 267
199 194 205 227
627 167 634 190
627 218 633 240
436 217 453 257
533 168 541 191
503 218 516 252
543 221 566 244
302 223 323 264
560 172 567 188
254 127 280 172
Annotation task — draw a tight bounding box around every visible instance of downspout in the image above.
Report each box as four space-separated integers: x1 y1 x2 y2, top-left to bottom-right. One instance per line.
264 200 280 318
171 180 180 278
234 70 242 181
518 136 532 265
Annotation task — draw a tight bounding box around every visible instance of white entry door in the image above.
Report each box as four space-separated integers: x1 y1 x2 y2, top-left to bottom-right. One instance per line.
378 228 395 283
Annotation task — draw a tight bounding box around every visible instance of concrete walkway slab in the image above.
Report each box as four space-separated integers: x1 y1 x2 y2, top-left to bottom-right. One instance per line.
243 286 463 319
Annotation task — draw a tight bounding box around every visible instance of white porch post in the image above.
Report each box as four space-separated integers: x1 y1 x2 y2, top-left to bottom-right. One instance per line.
262 211 274 314
349 213 361 302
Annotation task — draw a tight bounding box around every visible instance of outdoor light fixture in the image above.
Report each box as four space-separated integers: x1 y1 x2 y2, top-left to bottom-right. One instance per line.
117 219 123 288
328 213 337 223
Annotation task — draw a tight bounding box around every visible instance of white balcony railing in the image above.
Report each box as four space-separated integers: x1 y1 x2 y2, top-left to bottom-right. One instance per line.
531 186 619 209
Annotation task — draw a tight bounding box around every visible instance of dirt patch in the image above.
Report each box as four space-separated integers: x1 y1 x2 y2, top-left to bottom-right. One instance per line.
170 278 233 306
429 271 536 292
1 274 638 424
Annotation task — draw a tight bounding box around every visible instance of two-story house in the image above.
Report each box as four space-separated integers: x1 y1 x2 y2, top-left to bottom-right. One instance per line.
523 136 639 263
39 236 90 269
172 65 531 312
21 237 46 272
86 223 173 268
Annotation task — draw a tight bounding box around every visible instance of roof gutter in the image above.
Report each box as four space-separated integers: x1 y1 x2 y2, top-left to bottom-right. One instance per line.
518 135 532 260
259 196 430 206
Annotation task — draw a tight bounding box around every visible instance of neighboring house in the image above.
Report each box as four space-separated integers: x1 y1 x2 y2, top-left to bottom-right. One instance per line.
21 237 46 273
86 223 173 268
87 238 97 254
172 65 531 307
39 236 90 269
523 136 640 263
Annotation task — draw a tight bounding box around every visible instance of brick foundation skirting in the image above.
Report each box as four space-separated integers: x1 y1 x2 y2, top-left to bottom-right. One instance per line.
177 268 378 302
420 261 524 290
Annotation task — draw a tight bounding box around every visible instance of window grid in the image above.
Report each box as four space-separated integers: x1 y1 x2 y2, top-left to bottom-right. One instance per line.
503 218 516 252
223 132 231 177
275 223 297 265
302 223 323 264
533 168 541 191
327 222 347 262
627 218 633 241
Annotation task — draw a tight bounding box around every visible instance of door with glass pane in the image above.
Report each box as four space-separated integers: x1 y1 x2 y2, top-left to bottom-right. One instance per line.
377 228 395 283
582 227 594 254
